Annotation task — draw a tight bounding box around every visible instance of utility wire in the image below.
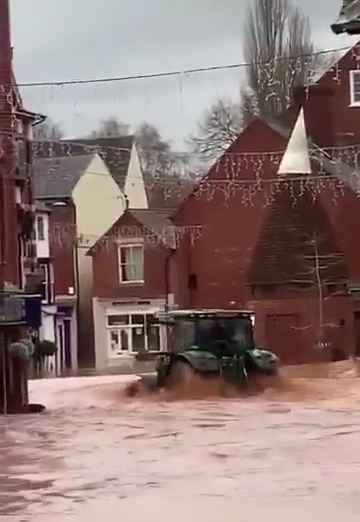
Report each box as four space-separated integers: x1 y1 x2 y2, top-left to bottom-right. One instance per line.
15 46 351 88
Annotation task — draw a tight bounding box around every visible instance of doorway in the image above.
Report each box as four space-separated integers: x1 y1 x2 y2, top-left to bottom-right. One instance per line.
57 319 72 373
355 312 360 357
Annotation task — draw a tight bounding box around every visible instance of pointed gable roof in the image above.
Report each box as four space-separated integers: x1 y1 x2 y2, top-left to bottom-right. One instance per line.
277 108 311 175
87 208 176 255
34 136 135 191
62 136 134 190
33 154 95 199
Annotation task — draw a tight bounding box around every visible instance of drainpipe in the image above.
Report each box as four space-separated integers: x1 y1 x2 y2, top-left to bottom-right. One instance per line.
165 248 176 312
72 201 81 368
0 0 14 288
164 248 176 354
1 331 7 414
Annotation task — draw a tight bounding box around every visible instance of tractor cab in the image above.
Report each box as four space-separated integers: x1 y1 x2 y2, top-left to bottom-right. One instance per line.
160 309 255 356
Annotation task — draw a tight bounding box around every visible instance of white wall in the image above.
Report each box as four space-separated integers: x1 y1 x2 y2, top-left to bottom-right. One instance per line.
35 212 50 258
72 154 126 244
93 297 166 371
124 145 149 209
40 307 56 341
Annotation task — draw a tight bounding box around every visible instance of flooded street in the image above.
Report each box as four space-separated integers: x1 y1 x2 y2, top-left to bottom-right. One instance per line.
2 368 360 521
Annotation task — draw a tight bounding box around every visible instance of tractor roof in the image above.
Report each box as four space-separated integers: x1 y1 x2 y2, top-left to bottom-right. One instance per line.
157 309 254 320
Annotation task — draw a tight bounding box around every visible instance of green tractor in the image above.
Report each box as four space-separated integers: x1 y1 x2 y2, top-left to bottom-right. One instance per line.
153 309 279 392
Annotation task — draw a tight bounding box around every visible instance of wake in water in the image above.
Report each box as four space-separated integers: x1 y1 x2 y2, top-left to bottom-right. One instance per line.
122 360 360 403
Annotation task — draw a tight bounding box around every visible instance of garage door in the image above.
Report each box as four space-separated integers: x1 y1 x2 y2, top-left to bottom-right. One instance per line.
265 314 302 365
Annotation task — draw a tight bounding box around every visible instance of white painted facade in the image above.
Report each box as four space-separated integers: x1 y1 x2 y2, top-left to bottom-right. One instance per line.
72 154 126 245
35 211 50 259
93 297 167 371
40 307 56 343
38 306 57 375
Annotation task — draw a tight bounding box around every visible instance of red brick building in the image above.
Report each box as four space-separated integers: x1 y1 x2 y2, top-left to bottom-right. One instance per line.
0 0 45 412
169 44 360 364
85 43 360 368
89 208 175 371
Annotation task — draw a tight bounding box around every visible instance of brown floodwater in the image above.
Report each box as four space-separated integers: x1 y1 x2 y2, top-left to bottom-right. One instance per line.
2 362 360 521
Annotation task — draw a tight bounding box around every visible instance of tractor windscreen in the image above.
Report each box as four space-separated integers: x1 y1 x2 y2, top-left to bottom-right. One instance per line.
170 316 254 353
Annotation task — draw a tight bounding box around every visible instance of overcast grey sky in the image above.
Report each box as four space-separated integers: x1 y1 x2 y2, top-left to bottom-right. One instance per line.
10 0 359 147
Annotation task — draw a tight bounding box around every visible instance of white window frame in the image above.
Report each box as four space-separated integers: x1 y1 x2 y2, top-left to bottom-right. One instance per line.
118 243 144 285
15 186 22 204
106 311 162 359
39 263 49 304
350 70 360 106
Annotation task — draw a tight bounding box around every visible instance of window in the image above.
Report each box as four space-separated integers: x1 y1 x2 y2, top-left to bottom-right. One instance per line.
350 70 360 105
39 263 54 304
107 312 161 358
108 314 129 326
25 240 36 259
37 216 45 241
119 245 144 283
15 186 22 204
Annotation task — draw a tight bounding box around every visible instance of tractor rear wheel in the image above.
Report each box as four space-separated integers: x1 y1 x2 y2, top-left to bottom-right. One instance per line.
166 360 197 394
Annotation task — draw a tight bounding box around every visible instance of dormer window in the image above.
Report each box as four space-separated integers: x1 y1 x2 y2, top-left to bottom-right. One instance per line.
350 70 360 105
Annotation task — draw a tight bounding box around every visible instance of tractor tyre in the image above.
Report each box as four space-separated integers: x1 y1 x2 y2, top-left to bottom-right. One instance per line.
167 360 197 394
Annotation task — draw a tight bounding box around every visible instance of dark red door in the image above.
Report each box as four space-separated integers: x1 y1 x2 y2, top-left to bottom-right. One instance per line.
355 312 360 357
265 314 302 365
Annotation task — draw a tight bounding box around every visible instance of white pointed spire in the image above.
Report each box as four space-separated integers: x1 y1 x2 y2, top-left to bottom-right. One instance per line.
278 108 311 175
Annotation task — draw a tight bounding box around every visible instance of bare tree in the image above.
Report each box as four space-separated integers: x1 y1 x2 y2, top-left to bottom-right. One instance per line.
244 0 314 116
33 119 63 141
135 122 195 208
188 98 243 161
89 117 130 138
241 87 260 126
135 123 171 175
292 233 349 359
189 0 313 160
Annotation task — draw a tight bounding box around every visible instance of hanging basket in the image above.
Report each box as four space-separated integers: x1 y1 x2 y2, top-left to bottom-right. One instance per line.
9 338 35 362
34 340 57 359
